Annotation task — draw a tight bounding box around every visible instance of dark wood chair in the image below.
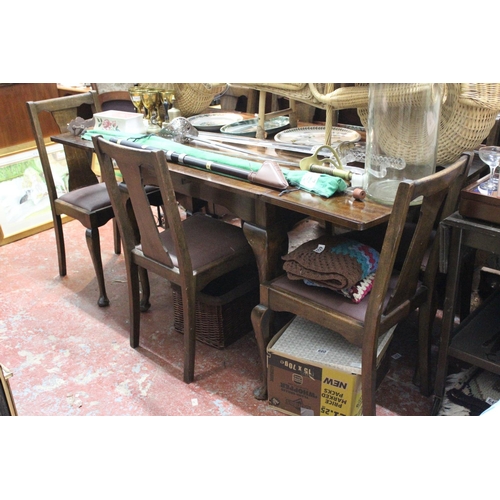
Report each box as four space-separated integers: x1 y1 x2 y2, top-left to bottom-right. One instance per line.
91 86 165 223
250 154 471 416
97 90 136 113
92 135 257 383
26 91 119 307
345 152 474 393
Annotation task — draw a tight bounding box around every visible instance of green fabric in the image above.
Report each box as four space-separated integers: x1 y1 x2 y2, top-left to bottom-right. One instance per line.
83 129 261 172
283 169 347 197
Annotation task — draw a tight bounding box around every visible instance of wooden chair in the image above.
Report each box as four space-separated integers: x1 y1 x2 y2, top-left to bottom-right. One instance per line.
26 91 119 307
92 136 257 383
352 152 474 391
97 90 136 113
250 154 471 416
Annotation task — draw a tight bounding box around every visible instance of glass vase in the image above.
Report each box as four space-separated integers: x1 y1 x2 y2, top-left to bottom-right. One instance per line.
364 83 444 205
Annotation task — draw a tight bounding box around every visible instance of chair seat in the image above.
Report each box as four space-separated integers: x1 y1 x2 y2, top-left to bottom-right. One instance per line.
157 213 253 270
269 274 398 322
58 182 112 212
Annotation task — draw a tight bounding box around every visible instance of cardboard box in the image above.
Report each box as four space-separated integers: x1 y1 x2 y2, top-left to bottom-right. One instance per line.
267 316 394 416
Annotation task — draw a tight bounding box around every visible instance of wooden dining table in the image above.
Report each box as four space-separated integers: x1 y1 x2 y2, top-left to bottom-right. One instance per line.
50 130 392 282
50 127 392 398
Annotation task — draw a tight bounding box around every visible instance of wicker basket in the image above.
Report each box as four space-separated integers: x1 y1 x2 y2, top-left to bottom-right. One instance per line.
240 83 500 166
355 83 500 166
172 266 259 349
139 83 228 117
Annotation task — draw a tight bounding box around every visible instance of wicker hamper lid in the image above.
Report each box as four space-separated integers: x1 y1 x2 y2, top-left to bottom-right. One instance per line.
241 83 500 166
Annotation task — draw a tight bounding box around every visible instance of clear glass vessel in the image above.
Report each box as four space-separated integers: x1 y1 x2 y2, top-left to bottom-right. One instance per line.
364 83 444 205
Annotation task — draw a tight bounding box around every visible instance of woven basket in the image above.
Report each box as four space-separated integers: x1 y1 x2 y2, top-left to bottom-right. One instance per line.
355 83 500 165
139 83 227 117
172 266 259 349
240 83 500 166
238 83 369 110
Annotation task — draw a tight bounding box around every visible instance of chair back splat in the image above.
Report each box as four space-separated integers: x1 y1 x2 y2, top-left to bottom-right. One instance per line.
251 153 472 415
92 136 257 383
26 91 120 307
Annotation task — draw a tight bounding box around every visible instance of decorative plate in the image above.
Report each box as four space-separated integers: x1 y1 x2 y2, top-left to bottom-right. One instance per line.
187 113 244 132
220 116 290 137
274 126 361 146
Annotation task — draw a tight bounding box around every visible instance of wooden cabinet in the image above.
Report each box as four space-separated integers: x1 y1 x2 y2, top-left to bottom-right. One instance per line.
0 83 60 155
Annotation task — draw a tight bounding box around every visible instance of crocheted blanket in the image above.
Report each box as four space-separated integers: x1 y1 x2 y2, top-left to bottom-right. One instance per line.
282 235 379 292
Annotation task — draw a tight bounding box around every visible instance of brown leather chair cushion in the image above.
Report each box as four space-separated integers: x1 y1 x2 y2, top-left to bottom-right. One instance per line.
59 183 111 212
158 214 252 270
271 273 398 322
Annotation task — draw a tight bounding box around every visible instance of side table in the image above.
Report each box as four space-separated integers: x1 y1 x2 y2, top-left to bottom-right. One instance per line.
432 212 500 415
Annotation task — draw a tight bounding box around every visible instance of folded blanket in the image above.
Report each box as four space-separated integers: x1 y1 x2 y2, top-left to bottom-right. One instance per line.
282 235 379 292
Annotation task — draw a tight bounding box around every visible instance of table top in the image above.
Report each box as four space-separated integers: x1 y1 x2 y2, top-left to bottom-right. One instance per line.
439 211 500 274
51 130 392 231
442 211 500 235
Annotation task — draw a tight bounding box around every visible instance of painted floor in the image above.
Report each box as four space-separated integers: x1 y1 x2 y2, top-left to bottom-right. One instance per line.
0 216 437 417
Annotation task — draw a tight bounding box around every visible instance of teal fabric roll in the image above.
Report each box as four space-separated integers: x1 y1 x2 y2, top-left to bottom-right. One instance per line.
283 169 347 197
83 129 261 172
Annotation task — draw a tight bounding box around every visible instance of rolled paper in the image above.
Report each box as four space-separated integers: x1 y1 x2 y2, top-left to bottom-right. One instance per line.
308 164 353 181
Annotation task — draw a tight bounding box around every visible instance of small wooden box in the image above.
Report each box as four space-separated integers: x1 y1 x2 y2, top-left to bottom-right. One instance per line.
459 175 500 224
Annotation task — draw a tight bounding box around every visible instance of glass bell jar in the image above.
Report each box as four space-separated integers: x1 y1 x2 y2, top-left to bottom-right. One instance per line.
364 83 444 205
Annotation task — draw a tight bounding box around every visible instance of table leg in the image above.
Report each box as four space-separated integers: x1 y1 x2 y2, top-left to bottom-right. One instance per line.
243 221 289 283
432 225 464 414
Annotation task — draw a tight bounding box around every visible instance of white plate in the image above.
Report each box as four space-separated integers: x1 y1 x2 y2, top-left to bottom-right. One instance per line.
274 126 361 146
187 113 244 132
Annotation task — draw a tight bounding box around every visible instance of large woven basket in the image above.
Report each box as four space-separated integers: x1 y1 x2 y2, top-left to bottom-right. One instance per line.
240 83 500 166
139 83 227 117
172 266 259 350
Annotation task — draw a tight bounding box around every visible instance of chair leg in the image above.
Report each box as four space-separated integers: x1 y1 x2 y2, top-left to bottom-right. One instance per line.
85 227 109 307
251 304 273 400
53 214 67 277
361 346 377 416
129 261 142 348
138 267 151 312
113 219 121 255
416 298 437 397
182 285 197 383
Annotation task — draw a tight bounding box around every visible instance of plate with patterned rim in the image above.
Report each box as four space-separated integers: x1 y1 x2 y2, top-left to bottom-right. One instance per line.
220 116 290 137
187 113 244 132
274 126 361 146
